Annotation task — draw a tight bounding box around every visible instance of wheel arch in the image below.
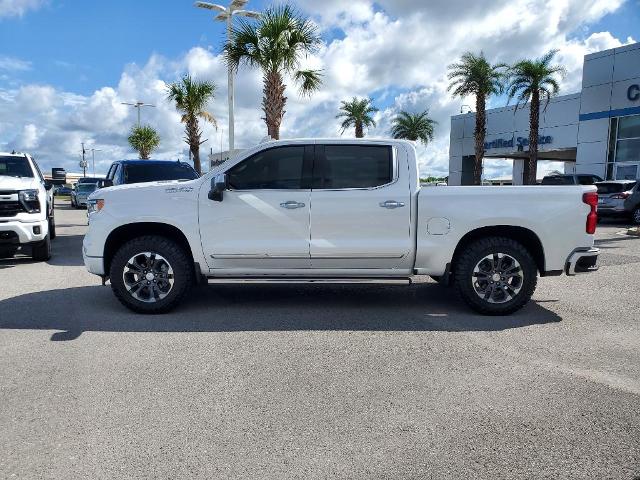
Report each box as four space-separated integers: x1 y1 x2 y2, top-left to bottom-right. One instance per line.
451 225 546 277
103 222 194 276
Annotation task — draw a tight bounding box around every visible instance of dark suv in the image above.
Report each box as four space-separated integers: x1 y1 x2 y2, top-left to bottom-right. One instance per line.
103 160 199 187
541 174 603 185
596 180 640 224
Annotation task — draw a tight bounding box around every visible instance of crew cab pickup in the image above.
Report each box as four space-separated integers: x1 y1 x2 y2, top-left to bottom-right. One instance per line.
0 152 56 261
83 139 599 315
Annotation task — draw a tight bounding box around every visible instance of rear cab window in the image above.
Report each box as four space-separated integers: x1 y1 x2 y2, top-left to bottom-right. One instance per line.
314 145 393 189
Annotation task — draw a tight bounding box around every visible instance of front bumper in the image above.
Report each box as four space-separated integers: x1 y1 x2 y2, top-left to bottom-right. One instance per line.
83 238 105 275
0 218 48 245
565 247 599 275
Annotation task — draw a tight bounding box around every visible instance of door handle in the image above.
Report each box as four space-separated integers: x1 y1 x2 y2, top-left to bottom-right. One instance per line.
379 200 405 209
280 200 306 209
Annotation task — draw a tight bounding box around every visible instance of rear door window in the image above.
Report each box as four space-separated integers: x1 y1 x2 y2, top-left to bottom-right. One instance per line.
314 145 393 189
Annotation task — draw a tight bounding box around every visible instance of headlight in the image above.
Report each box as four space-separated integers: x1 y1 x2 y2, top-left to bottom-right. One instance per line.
19 189 41 213
87 199 104 216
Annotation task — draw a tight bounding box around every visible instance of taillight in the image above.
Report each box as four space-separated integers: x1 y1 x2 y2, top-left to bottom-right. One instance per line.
583 192 598 234
610 192 630 199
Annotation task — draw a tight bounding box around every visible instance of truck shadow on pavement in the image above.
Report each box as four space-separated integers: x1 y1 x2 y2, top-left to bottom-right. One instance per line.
0 233 85 268
0 283 562 341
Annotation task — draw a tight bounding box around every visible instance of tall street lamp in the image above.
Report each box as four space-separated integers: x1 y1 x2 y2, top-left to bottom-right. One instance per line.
88 148 102 176
121 101 156 127
195 0 260 151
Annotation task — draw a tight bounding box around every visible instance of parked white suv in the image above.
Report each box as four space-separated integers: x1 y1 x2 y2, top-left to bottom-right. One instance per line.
0 152 56 260
84 139 599 315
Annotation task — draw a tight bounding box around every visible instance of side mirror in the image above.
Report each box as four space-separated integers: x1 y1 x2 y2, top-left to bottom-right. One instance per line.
44 181 53 191
100 179 114 188
208 173 227 201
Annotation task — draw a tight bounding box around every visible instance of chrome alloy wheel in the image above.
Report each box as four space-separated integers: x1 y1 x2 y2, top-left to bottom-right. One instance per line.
122 252 174 303
471 252 523 304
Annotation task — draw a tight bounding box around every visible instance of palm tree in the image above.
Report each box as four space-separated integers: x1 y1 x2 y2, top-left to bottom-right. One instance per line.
448 52 505 185
505 50 565 185
390 110 437 145
224 5 322 140
336 97 378 138
166 75 216 174
127 125 160 160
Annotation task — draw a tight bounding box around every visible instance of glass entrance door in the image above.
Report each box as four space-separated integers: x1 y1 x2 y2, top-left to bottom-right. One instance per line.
615 163 639 180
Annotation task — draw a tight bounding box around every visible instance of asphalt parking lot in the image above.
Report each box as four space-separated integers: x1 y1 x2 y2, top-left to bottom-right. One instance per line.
1 200 639 479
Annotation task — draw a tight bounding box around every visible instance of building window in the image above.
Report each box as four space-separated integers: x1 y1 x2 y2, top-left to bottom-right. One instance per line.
607 114 640 179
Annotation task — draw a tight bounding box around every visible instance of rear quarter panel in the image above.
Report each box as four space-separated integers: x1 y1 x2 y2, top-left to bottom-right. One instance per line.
415 186 595 275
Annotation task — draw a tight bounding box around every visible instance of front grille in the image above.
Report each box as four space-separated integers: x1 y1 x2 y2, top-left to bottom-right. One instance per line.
0 201 22 217
0 190 18 195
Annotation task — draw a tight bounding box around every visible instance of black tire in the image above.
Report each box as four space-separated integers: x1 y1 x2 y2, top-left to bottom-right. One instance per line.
109 235 193 314
32 234 51 261
454 236 537 315
632 207 640 225
0 247 18 259
49 213 56 240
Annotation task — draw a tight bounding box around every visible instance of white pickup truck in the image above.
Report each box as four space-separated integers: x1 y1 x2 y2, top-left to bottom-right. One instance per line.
0 152 56 261
83 139 599 315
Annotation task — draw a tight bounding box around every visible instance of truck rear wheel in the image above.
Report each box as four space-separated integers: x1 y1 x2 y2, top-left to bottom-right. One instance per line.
454 236 537 315
109 235 193 314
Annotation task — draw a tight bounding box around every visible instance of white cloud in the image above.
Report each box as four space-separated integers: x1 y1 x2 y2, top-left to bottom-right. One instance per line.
0 0 47 18
0 0 635 179
0 55 31 71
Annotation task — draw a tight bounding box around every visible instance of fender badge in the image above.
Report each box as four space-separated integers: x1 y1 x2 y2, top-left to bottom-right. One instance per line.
165 186 193 193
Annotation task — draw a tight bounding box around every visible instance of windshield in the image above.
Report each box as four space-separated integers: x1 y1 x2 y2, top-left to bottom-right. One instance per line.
596 182 637 194
123 162 199 184
0 156 34 178
76 183 97 193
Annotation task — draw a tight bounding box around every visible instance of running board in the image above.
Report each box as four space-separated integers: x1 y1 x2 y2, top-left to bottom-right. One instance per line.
206 277 412 285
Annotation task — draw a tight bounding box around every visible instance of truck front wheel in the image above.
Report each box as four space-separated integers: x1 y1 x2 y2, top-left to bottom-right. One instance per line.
454 236 537 315
109 235 193 314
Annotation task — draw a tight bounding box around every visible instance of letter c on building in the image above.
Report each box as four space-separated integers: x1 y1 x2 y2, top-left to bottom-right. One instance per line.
628 84 640 102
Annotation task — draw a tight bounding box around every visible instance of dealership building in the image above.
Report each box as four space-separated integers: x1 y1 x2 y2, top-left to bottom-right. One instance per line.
448 41 640 184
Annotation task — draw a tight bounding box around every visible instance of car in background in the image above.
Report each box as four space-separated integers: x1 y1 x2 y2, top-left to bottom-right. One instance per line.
75 177 106 188
71 182 98 208
596 180 640 224
0 152 55 261
541 174 603 185
54 186 73 196
102 160 199 187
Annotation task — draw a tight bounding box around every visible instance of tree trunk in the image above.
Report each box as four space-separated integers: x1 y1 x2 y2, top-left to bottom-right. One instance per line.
262 70 287 140
186 116 202 175
355 121 364 138
526 91 540 185
473 95 486 186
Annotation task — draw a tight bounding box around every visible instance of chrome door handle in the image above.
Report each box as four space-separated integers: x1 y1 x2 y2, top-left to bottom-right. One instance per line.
379 200 405 209
280 200 306 209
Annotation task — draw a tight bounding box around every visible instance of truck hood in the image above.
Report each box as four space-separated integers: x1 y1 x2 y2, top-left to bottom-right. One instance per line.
0 175 39 191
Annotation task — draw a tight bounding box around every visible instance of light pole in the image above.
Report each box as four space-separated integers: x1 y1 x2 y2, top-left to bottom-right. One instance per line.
121 101 156 126
88 148 102 176
195 1 260 151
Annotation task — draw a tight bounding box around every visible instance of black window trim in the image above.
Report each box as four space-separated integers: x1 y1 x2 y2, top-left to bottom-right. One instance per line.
313 143 397 191
225 144 313 191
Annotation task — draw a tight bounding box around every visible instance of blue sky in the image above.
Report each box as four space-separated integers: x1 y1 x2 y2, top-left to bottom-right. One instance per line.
1 0 639 177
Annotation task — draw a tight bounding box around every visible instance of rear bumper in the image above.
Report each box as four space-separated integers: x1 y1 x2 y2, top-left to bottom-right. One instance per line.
565 247 599 275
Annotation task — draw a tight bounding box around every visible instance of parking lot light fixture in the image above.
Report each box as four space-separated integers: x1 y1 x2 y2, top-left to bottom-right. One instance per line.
195 1 260 151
